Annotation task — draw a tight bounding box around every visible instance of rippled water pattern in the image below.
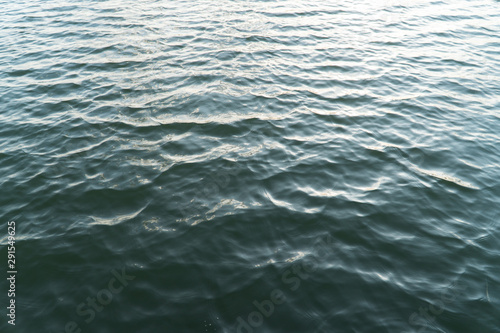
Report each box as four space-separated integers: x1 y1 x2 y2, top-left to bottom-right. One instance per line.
1 0 500 332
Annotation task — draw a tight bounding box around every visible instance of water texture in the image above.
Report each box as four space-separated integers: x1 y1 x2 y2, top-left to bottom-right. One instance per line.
1 0 499 332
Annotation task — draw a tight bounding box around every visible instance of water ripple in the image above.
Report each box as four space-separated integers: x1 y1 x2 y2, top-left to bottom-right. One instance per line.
1 0 500 332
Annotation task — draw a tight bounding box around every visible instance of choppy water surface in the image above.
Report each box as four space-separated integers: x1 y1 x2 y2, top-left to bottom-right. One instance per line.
1 0 499 332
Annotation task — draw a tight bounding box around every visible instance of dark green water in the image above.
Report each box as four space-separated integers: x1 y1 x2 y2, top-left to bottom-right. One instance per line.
1 0 499 332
